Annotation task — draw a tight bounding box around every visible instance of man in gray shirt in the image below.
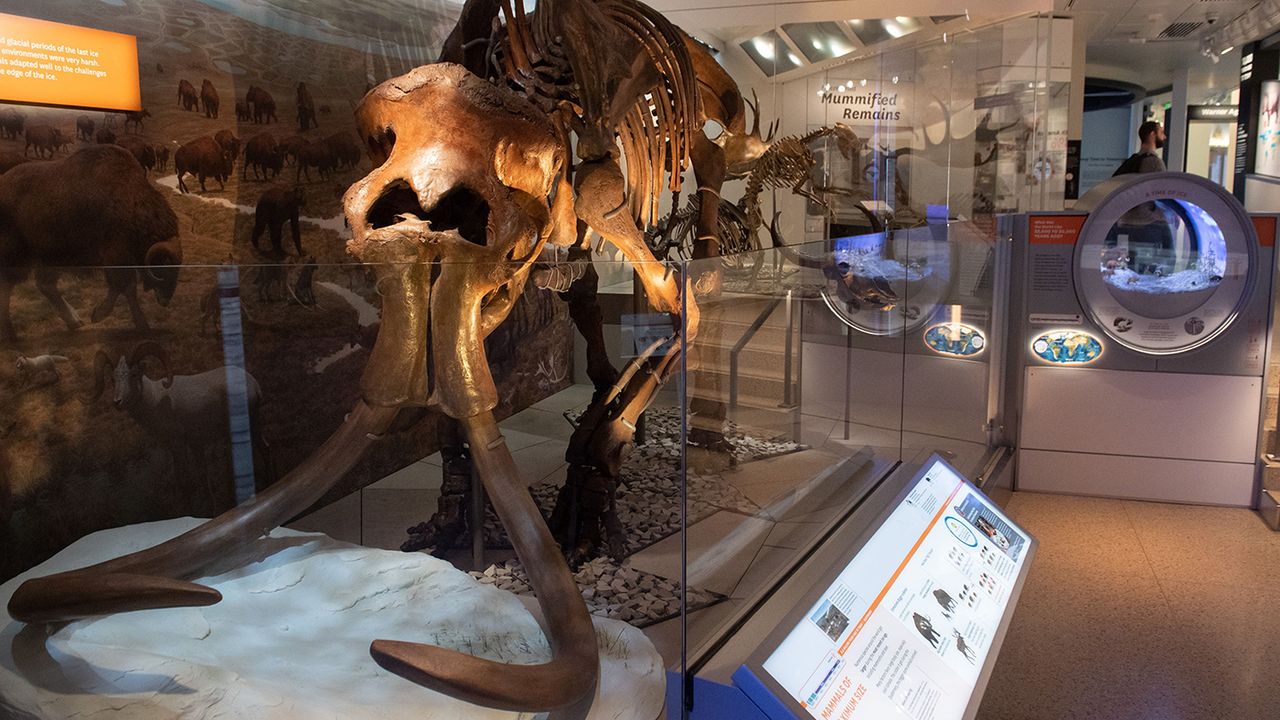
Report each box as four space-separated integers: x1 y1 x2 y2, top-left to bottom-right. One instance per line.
1114 121 1167 175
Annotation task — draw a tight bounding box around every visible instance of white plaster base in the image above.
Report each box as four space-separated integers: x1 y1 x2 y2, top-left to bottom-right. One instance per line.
0 519 665 720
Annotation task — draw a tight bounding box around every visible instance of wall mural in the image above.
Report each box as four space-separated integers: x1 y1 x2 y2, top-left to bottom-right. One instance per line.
0 0 574 584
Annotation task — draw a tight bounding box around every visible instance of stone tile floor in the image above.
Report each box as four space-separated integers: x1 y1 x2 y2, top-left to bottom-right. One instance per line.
976 492 1280 720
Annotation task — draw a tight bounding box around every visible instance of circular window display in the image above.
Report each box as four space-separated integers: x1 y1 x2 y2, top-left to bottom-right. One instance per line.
819 228 953 336
1072 173 1256 355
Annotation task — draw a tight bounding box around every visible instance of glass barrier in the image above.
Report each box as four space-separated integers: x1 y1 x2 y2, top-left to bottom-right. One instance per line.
676 218 1006 667
0 2 1051 718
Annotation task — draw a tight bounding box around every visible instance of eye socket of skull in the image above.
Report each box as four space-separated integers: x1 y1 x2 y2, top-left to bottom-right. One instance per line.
346 64 565 258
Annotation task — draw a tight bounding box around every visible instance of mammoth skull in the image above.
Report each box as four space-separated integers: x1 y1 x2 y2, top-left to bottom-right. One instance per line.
343 63 577 419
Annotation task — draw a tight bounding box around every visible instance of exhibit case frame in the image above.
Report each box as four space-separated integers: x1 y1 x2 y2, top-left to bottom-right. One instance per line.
0 1 1055 718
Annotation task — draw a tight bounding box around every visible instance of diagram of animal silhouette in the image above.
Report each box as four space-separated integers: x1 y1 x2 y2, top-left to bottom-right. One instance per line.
914 612 942 648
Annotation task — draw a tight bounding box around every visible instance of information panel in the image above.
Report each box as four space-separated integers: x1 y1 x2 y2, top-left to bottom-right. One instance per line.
0 12 141 112
745 458 1032 720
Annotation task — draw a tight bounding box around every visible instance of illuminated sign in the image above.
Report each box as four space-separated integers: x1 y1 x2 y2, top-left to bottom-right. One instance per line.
923 323 986 357
0 12 141 112
739 457 1033 720
1030 330 1103 364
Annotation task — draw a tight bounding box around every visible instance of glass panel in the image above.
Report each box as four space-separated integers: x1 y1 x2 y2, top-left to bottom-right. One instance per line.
740 30 803 76
783 21 856 63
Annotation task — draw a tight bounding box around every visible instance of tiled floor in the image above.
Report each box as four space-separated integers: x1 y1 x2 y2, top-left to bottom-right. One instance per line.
976 492 1280 720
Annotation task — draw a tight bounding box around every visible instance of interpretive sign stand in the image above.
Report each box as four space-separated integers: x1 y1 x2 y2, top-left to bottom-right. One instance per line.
697 455 1035 720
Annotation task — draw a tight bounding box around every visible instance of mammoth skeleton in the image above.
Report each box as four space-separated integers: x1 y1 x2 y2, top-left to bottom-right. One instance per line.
7 0 775 717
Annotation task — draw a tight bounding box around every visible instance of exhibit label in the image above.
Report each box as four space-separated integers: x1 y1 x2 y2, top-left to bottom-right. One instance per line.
0 12 140 111
759 460 1031 720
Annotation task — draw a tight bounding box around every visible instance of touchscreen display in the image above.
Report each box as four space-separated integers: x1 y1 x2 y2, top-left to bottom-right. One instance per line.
760 460 1030 720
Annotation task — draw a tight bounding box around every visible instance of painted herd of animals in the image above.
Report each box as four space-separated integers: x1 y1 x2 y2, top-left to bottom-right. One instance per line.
0 74 361 343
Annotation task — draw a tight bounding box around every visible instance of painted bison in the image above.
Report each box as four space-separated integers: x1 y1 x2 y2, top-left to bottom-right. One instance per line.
178 79 199 112
24 126 66 159
246 85 277 124
201 79 220 119
116 135 157 174
76 115 95 141
325 132 360 170
280 134 308 166
242 132 283 180
95 127 117 145
251 186 305 255
235 101 251 122
213 129 241 163
294 140 334 182
175 135 232 193
155 144 171 172
0 145 182 341
0 108 24 140
0 152 29 175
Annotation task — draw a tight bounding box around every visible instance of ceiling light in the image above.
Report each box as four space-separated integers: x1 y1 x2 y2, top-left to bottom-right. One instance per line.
860 79 867 86
892 76 898 84
829 38 850 55
752 36 775 60
824 82 831 90
812 39 823 50
788 52 801 65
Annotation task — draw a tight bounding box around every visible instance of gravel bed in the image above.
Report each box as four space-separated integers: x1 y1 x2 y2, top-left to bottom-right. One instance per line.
471 556 723 627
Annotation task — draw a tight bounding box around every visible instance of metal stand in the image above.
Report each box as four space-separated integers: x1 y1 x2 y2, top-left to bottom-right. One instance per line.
469 459 485 569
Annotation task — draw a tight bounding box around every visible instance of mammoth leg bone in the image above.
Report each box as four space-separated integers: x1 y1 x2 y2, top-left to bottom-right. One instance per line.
547 157 696 562
561 237 620 403
402 417 473 555
686 131 731 458
370 410 599 716
7 400 398 624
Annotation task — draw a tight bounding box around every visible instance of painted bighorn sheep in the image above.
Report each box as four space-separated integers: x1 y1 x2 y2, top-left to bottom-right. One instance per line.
93 342 270 501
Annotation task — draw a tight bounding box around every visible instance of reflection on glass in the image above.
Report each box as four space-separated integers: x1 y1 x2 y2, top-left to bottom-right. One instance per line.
1100 199 1226 319
740 30 803 76
848 17 922 46
782 22 854 63
1031 330 1104 364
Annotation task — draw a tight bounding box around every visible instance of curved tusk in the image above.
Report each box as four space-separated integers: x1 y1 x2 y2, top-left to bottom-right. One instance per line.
8 400 398 623
370 410 598 715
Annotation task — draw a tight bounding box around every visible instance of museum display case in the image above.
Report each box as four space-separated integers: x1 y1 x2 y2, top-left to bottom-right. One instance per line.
1007 174 1275 507
0 1 1054 717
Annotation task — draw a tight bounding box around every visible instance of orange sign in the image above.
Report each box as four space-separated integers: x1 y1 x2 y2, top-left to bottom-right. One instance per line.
1028 215 1086 244
0 12 140 112
1253 216 1277 248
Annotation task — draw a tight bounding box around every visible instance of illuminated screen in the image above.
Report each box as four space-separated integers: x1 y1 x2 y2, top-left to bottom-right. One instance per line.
0 12 140 112
1257 80 1280 178
759 459 1031 719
